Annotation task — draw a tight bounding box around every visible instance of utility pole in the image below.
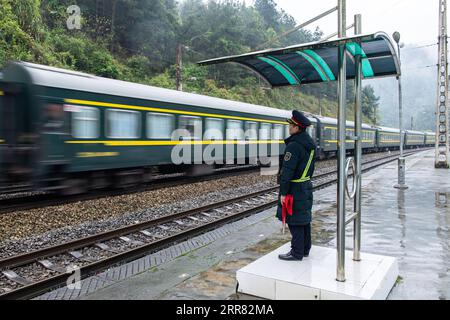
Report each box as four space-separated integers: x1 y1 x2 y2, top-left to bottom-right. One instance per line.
318 94 322 116
436 0 450 168
393 31 408 189
374 105 377 125
176 43 183 91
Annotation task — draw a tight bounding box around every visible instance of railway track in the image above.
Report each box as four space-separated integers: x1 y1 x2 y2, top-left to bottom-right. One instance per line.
0 149 427 299
0 165 262 214
0 149 426 214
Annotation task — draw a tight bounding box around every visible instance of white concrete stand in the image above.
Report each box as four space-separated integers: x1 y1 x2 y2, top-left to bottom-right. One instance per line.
236 244 398 300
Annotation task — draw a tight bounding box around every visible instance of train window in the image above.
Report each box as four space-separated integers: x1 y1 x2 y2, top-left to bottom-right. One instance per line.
325 127 337 140
72 106 99 139
42 103 66 134
260 123 272 140
179 116 202 140
147 113 174 139
307 125 316 139
245 122 258 140
285 125 290 138
272 124 284 140
106 109 141 139
226 120 244 140
205 118 224 140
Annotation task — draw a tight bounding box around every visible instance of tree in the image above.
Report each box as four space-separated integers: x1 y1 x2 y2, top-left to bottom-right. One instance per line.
362 85 380 124
10 0 43 41
255 0 280 32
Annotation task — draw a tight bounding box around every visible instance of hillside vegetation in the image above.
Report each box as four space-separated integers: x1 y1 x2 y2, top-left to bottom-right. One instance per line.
0 0 380 123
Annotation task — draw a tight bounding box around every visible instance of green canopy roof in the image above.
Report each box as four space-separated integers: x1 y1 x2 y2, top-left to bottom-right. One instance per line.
198 32 400 87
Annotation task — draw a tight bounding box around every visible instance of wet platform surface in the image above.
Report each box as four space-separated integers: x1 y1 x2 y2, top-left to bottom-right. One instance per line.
53 150 448 300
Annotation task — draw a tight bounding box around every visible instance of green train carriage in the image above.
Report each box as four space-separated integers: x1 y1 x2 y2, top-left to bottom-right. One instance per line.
315 116 377 159
1 61 305 194
405 130 426 148
424 132 436 146
376 126 401 151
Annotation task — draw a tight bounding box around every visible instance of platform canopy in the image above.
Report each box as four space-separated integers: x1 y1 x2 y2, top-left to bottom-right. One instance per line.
198 32 400 88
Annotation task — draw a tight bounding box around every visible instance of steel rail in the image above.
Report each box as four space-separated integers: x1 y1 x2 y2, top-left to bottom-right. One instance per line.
0 148 429 214
0 165 261 214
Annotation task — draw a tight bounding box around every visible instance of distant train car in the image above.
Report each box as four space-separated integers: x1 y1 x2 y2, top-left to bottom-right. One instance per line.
424 132 436 146
405 130 426 148
315 116 377 159
376 126 401 151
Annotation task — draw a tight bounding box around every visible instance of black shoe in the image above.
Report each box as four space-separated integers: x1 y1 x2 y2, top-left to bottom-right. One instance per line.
304 253 309 258
278 252 303 261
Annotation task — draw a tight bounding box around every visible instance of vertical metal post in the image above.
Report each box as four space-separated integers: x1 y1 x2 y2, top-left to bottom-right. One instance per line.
393 32 408 189
436 0 450 169
336 0 347 282
398 48 405 181
353 14 362 262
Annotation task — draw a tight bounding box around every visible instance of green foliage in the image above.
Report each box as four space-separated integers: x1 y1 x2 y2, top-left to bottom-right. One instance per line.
362 86 381 124
0 0 379 123
10 0 44 41
148 71 175 89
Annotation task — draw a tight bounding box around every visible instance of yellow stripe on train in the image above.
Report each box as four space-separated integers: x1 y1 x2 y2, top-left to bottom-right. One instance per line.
66 140 286 146
76 152 120 158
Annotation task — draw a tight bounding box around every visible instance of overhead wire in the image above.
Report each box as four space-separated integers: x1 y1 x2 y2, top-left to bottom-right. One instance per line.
403 43 438 51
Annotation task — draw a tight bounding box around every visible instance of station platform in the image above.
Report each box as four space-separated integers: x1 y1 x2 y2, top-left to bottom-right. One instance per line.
37 149 449 300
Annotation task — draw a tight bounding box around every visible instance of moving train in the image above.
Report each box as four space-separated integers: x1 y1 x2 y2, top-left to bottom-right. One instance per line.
0 62 435 194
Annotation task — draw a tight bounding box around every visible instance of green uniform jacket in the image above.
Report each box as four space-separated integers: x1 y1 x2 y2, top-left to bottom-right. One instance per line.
276 131 317 226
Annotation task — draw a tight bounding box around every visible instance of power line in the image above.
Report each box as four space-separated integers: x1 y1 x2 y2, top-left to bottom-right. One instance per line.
403 43 438 51
403 64 436 71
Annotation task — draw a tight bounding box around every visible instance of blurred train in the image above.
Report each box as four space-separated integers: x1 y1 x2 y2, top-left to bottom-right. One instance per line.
0 62 435 194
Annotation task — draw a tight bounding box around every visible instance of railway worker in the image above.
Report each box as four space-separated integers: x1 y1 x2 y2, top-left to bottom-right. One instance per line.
276 110 317 261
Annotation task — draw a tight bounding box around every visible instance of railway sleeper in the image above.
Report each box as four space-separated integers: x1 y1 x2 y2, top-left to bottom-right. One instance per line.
2 270 32 286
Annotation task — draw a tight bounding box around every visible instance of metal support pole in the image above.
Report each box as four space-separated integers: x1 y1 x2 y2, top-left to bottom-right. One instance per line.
436 0 450 169
258 6 338 49
321 23 354 42
393 35 408 189
336 0 347 282
353 14 362 262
